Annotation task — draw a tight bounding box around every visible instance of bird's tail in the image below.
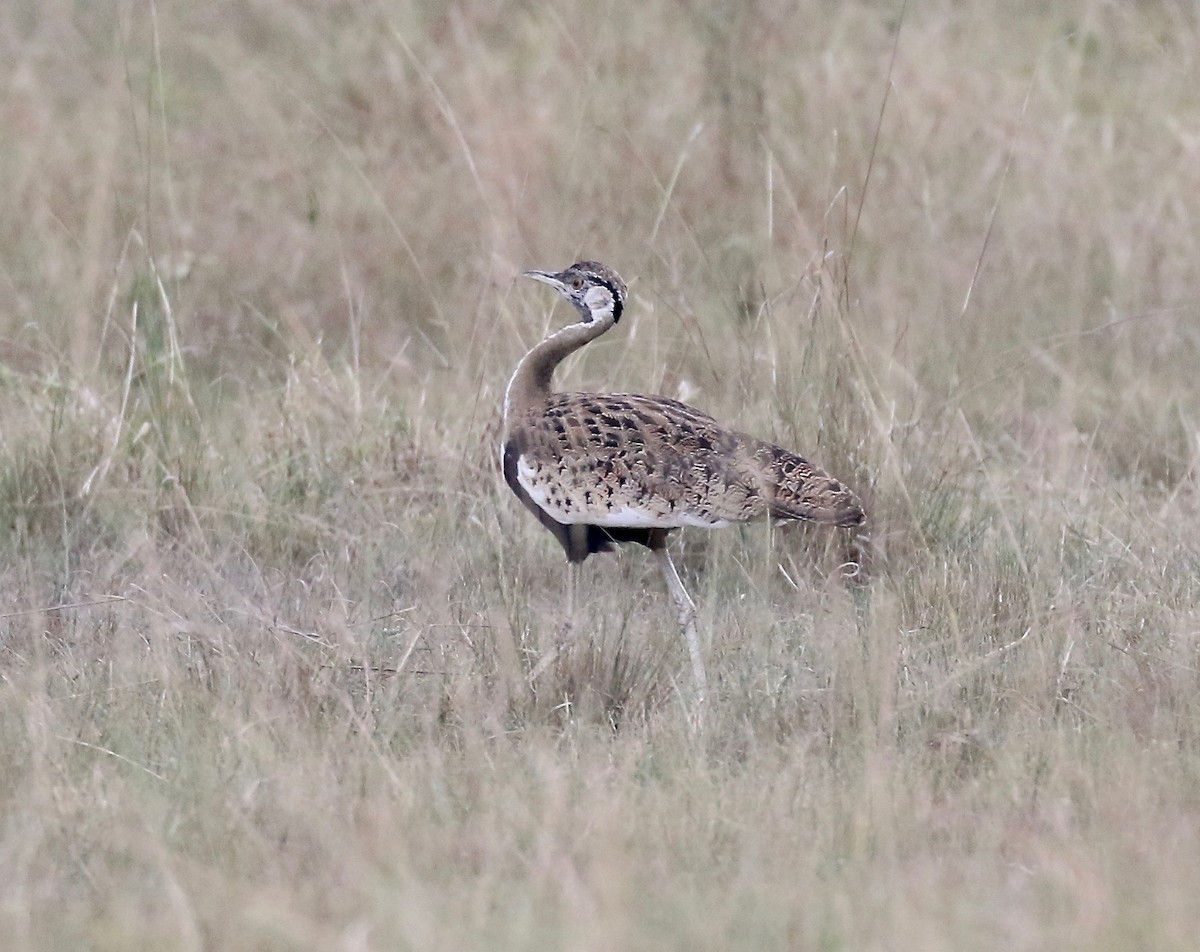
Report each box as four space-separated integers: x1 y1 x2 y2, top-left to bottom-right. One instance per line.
754 441 865 527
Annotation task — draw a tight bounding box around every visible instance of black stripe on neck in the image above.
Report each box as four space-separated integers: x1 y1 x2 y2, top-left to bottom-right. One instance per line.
598 280 624 323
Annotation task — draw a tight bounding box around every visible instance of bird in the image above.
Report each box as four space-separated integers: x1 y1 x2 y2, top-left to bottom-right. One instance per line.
501 260 864 708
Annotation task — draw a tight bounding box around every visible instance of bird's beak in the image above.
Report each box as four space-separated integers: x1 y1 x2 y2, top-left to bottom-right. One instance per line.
522 269 568 293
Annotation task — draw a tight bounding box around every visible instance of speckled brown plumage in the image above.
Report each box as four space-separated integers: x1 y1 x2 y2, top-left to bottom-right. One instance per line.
504 391 862 563
501 261 863 564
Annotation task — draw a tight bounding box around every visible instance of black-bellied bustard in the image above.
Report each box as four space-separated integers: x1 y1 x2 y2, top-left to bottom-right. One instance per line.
502 261 863 709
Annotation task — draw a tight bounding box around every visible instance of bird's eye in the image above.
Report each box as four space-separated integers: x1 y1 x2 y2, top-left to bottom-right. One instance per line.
570 276 584 290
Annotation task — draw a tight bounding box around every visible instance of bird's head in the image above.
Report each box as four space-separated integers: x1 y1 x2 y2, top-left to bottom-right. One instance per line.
522 260 627 325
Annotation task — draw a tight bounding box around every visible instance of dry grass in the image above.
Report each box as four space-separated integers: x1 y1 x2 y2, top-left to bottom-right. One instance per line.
3 0 1200 948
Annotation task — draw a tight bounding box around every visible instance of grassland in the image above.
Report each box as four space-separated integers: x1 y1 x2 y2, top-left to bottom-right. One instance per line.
2 0 1200 948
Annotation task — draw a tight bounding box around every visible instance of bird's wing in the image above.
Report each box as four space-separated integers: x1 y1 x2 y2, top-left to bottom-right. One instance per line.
506 392 767 529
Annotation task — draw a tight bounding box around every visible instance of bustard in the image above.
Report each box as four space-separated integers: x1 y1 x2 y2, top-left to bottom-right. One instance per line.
501 260 863 706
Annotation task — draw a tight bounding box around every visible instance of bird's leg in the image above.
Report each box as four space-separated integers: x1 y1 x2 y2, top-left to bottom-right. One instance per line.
530 561 577 685
652 543 708 709
563 560 579 638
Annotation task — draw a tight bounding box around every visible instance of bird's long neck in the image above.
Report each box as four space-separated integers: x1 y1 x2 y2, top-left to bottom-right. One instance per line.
503 313 614 426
